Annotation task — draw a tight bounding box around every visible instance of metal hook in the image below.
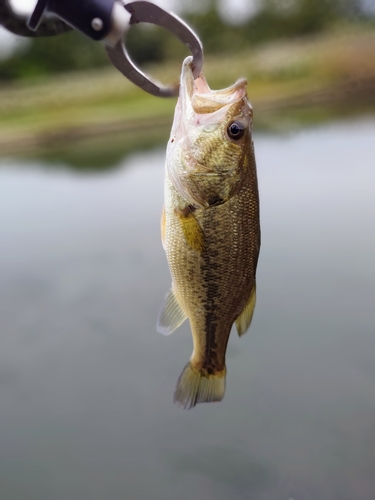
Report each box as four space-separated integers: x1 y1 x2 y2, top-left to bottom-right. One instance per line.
105 1 204 97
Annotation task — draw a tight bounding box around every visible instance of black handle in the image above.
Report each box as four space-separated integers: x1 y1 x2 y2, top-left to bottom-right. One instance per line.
28 0 115 40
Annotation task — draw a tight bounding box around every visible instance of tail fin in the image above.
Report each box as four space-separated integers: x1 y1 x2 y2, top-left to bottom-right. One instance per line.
174 362 226 410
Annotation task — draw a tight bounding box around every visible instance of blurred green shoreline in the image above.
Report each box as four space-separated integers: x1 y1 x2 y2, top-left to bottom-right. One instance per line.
0 25 374 168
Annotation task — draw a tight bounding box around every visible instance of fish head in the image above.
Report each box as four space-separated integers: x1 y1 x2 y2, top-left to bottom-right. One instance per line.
166 56 253 208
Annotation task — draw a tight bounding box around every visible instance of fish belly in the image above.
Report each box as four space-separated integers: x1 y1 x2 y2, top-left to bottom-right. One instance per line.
164 176 260 374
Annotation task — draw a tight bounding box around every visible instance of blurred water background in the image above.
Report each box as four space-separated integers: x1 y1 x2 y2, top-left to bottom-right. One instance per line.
0 1 375 499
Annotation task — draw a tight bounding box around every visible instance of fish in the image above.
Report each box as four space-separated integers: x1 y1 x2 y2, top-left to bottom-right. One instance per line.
157 56 260 409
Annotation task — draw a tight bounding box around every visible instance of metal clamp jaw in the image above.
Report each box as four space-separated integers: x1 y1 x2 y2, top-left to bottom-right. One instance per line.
26 0 203 97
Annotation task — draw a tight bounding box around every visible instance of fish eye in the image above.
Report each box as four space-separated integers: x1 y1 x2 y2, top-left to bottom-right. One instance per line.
227 121 245 140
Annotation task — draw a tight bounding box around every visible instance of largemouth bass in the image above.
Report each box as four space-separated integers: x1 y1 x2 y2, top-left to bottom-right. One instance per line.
158 56 260 409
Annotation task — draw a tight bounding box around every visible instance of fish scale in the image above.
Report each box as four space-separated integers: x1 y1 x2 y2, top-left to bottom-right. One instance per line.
158 56 260 409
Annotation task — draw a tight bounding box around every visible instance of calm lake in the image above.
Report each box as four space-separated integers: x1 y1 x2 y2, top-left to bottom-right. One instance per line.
0 117 375 500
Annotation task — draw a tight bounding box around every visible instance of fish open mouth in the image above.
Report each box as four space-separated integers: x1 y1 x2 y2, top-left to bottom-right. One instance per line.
180 56 247 115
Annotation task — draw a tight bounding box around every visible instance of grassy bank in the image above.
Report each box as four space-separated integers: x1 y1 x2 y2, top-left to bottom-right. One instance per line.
0 23 374 166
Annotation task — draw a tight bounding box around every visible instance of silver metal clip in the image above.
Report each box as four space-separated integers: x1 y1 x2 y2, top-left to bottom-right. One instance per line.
105 1 204 97
0 0 203 97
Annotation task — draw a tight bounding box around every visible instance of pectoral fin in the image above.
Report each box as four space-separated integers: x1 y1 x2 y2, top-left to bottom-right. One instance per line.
157 287 187 335
161 206 166 249
235 284 256 337
175 207 205 252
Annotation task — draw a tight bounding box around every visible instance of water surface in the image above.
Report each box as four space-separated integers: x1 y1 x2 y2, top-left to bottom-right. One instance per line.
0 118 375 500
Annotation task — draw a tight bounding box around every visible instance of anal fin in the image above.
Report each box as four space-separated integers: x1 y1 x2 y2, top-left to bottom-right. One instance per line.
235 284 256 337
157 287 187 335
